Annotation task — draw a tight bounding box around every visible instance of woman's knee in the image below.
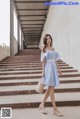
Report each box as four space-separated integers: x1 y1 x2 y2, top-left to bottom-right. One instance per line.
49 86 54 93
49 86 54 90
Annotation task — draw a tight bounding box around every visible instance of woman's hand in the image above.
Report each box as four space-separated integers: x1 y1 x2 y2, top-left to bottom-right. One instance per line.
56 63 62 76
59 71 62 76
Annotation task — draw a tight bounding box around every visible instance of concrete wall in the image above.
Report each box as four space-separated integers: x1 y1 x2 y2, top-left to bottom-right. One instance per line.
14 37 18 55
39 0 80 71
18 17 24 51
13 3 18 55
10 2 24 56
21 32 24 50
0 45 10 61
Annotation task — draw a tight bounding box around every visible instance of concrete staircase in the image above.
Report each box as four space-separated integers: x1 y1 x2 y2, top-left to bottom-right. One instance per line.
0 49 80 109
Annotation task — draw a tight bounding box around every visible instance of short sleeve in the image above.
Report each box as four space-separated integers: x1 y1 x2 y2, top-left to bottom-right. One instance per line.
40 52 46 62
55 52 61 61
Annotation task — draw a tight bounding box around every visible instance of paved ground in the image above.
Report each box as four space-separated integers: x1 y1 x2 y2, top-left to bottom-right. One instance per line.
0 107 80 119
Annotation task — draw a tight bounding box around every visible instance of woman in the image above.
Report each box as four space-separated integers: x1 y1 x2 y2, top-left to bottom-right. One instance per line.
39 34 63 116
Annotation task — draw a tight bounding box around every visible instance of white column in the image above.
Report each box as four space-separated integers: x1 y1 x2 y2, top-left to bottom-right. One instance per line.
21 32 24 50
18 18 20 52
10 0 14 56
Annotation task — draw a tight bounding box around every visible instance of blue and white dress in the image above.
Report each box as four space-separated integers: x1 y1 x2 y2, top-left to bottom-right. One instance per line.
40 48 61 87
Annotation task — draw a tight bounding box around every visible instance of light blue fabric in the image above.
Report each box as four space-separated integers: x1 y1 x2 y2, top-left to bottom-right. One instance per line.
40 49 61 87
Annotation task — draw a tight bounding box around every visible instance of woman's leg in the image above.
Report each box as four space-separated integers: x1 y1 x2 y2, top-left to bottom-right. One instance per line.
40 86 58 110
39 87 50 108
39 86 63 116
49 86 58 111
49 86 63 116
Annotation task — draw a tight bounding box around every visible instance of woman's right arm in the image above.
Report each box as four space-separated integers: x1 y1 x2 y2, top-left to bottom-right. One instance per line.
41 48 46 77
42 60 46 77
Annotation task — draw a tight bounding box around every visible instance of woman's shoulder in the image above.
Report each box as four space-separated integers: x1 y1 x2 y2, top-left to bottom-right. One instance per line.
41 46 55 52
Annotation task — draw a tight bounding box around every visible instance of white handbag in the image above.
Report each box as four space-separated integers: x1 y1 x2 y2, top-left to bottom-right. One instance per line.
36 78 45 93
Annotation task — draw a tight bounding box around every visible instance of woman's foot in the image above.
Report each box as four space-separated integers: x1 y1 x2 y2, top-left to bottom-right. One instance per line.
39 104 47 114
53 108 63 117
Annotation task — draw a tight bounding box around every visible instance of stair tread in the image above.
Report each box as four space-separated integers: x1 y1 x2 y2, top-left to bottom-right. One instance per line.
0 92 80 104
0 72 80 78
0 77 80 83
0 69 77 74
0 83 80 92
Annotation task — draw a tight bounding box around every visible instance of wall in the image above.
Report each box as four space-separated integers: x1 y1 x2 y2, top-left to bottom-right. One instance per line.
13 3 18 55
0 45 10 61
21 32 24 50
14 37 18 55
39 0 80 71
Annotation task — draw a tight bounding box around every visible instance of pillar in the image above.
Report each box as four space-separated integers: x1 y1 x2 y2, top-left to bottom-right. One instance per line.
10 0 14 56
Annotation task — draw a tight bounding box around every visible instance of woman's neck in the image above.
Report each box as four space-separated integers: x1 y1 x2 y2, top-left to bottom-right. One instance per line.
47 45 51 48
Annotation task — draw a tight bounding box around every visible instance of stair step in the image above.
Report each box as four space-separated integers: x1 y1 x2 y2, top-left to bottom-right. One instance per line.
0 70 78 75
0 62 66 65
0 72 80 80
0 67 42 71
0 83 80 95
0 92 80 108
0 65 72 69
0 67 73 71
0 60 64 63
0 88 80 96
0 68 77 73
0 83 79 91
0 79 80 86
0 63 68 66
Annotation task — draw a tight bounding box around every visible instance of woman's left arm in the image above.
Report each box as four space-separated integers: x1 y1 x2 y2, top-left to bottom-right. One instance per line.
56 61 62 76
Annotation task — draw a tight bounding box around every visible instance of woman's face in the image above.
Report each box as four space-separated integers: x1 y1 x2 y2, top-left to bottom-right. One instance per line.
46 36 51 45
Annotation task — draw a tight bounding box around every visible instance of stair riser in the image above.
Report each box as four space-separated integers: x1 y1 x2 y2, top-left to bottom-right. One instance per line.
0 64 69 67
0 66 71 69
0 67 73 71
0 68 42 71
0 61 63 63
0 101 80 109
0 80 80 86
0 88 80 96
0 70 78 75
0 62 67 64
0 74 80 80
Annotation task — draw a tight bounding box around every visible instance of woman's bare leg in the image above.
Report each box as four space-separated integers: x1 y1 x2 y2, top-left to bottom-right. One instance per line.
39 86 63 116
49 86 58 111
49 86 63 116
39 87 50 108
40 86 58 110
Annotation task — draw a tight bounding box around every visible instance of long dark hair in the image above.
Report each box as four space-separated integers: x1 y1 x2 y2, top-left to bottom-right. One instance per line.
43 34 53 52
